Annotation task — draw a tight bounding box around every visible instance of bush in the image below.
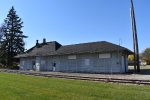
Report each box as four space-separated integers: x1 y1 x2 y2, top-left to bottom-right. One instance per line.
10 62 19 70
0 63 7 68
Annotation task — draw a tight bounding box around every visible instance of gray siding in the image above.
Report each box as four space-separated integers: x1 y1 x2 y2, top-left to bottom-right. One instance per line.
55 53 125 73
20 57 35 70
20 52 128 73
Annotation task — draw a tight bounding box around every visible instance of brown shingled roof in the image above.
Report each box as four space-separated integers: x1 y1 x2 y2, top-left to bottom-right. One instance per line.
15 41 133 58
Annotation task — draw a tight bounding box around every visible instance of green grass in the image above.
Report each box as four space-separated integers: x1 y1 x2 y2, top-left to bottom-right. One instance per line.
128 65 150 74
129 65 150 70
0 72 150 100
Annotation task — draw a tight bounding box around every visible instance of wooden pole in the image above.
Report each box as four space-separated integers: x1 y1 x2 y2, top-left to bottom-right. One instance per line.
130 0 140 72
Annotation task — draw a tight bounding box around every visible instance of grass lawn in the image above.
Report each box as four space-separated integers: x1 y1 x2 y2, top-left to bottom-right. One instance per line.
0 72 150 100
128 65 150 74
128 65 150 70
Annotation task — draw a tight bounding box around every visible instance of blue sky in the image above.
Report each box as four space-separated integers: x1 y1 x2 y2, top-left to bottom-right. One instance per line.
0 0 149 52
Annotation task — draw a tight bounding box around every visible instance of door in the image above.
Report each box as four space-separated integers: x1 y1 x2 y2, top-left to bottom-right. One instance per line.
32 61 36 70
52 62 56 72
121 56 125 72
124 55 127 72
121 55 127 73
36 57 40 71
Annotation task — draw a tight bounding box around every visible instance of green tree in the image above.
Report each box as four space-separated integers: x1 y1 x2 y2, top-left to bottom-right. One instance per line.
0 23 7 67
0 23 5 40
142 48 150 65
1 6 27 68
128 55 134 61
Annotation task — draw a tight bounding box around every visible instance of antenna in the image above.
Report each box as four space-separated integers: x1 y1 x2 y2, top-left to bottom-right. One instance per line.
119 38 122 46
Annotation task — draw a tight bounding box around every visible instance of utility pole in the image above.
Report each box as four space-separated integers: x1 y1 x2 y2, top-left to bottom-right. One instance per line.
130 0 140 72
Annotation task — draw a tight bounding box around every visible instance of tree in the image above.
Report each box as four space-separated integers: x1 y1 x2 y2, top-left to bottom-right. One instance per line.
0 23 5 40
142 48 150 65
0 6 27 68
128 55 134 61
0 23 7 67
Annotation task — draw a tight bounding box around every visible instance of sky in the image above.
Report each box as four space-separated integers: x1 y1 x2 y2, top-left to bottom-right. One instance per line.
0 0 149 52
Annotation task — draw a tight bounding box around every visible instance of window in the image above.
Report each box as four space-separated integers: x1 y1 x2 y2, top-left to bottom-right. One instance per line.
22 61 25 65
99 53 111 59
68 55 76 59
85 59 90 66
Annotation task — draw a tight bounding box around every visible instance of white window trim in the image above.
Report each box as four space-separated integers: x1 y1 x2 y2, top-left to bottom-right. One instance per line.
68 55 76 59
99 53 111 59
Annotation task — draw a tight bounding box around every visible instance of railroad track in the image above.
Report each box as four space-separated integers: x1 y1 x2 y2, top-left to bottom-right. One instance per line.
1 69 150 85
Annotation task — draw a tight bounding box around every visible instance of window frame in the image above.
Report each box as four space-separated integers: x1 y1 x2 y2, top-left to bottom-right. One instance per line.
68 55 77 60
99 53 111 59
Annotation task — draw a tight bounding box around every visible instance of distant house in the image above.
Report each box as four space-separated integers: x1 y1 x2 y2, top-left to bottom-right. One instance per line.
15 39 132 73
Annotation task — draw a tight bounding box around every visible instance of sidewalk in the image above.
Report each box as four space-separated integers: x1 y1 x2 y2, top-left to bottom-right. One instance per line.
1 69 150 81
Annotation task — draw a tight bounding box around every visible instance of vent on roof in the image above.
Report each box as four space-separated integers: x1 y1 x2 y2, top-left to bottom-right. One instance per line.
43 38 46 44
36 40 39 46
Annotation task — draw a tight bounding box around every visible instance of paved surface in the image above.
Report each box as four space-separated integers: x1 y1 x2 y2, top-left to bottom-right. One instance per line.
1 69 150 81
41 72 150 81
